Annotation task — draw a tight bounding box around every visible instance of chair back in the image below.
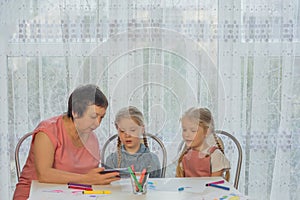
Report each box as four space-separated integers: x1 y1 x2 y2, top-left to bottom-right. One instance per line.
15 132 33 181
177 130 242 189
215 130 242 189
101 133 167 178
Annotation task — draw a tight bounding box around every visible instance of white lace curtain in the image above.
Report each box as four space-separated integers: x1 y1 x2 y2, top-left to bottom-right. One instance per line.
0 1 299 199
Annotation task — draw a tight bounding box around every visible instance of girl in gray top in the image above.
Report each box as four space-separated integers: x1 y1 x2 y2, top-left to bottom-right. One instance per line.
104 106 161 178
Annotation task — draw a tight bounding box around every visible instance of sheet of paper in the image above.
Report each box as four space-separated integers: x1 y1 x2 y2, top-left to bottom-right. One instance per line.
28 182 108 200
146 178 206 193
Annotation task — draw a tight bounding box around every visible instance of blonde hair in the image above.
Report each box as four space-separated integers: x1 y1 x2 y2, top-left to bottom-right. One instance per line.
176 107 229 181
114 106 149 167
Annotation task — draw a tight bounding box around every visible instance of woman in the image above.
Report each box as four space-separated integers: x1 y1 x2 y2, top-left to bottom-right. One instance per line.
13 84 120 200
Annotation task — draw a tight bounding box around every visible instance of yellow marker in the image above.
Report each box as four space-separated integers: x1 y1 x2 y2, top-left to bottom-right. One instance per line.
229 196 240 200
82 190 111 194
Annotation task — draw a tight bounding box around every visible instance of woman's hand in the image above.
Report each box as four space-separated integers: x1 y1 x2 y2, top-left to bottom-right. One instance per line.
84 167 120 185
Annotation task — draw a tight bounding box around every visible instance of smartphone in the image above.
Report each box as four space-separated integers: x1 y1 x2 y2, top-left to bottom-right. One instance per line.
99 168 130 178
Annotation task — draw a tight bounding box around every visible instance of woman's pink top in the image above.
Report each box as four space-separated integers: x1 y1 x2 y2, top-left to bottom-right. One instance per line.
13 115 100 200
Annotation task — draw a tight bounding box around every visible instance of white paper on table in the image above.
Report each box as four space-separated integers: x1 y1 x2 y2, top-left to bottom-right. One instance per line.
146 178 206 193
28 182 108 200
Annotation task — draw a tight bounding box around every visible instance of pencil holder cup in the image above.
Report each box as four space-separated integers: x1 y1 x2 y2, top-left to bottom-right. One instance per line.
130 172 149 195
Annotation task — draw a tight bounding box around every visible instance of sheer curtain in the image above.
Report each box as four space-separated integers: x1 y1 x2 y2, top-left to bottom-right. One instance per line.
0 0 299 199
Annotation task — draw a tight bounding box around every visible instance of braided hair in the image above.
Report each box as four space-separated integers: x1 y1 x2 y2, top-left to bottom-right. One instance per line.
176 107 230 180
176 144 191 177
176 107 211 177
114 106 149 168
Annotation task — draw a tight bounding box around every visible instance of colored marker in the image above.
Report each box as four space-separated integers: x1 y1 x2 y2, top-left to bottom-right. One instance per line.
68 185 93 191
177 186 192 191
130 165 139 191
67 182 92 188
207 183 230 191
205 180 225 186
128 167 143 192
139 168 147 184
131 165 135 173
141 173 148 187
82 190 111 194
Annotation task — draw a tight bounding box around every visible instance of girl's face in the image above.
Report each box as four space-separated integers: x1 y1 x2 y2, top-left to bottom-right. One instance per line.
117 118 144 153
73 105 106 135
181 117 208 150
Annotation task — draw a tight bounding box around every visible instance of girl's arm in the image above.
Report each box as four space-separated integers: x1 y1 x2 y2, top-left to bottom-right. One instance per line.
211 170 224 177
210 149 231 178
34 132 120 185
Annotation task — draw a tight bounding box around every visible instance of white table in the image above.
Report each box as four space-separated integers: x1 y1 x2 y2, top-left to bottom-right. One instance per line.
28 177 249 200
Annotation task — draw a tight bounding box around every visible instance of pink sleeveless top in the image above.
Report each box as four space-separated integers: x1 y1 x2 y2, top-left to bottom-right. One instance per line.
182 146 218 177
13 115 100 200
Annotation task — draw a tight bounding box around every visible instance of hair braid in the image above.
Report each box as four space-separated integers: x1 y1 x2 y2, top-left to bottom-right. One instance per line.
117 137 122 168
142 133 149 148
176 146 191 177
213 133 224 154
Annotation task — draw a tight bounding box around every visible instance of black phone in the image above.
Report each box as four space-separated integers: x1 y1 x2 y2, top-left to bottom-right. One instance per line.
99 168 130 178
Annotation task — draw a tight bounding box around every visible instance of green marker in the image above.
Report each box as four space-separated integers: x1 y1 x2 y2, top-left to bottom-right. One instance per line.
127 167 143 192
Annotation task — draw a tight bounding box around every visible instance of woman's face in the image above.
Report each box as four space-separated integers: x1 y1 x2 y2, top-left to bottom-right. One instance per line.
181 117 207 150
117 118 144 152
73 105 106 134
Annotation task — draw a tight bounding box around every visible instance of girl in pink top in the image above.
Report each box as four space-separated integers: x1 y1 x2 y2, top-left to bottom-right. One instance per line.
176 107 230 180
13 84 120 200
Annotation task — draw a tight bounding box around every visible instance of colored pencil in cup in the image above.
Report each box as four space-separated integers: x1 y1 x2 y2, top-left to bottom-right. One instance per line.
131 165 135 173
139 168 147 184
128 167 143 192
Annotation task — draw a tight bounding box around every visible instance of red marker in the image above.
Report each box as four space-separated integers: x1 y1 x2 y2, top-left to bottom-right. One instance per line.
139 168 147 184
68 185 93 191
67 182 92 188
131 165 135 173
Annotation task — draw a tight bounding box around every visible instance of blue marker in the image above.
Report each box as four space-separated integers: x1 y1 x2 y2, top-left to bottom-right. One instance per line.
178 186 192 191
207 183 230 191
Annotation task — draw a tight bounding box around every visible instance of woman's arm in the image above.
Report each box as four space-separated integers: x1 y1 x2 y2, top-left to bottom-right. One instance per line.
34 132 120 185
